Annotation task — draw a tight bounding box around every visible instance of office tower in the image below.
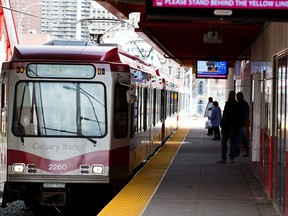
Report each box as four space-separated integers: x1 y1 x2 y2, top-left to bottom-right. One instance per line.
41 0 90 40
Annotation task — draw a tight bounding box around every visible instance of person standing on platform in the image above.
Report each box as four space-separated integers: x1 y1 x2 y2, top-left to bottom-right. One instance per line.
235 92 250 157
211 101 221 140
216 90 240 164
204 97 213 135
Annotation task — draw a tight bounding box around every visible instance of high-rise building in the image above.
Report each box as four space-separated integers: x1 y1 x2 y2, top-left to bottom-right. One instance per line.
12 0 92 41
11 0 139 42
41 0 90 40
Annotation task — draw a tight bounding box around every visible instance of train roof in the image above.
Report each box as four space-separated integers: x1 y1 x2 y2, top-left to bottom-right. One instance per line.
43 40 96 46
11 40 156 75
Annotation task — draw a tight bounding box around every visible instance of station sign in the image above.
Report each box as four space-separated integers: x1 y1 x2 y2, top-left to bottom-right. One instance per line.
147 0 288 21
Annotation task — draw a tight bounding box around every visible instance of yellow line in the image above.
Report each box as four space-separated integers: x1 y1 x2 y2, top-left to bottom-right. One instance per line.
98 123 190 216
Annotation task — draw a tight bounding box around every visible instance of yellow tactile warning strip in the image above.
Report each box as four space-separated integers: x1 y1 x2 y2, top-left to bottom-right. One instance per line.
98 122 191 216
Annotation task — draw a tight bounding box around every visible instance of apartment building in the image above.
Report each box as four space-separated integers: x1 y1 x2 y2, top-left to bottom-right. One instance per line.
11 0 93 41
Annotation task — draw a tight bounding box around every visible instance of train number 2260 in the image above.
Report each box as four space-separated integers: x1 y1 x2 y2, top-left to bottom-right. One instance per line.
49 164 67 171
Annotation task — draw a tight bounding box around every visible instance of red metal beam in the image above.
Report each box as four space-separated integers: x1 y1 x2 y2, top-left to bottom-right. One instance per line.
1 0 19 60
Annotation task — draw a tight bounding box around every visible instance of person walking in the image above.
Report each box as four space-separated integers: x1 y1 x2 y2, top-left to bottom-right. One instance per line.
211 101 221 140
204 97 213 135
235 92 250 157
216 90 240 164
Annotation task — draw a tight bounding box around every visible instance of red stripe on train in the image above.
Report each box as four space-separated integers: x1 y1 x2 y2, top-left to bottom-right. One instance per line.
7 146 129 174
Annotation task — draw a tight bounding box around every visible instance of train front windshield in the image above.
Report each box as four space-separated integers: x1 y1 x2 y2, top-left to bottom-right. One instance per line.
12 81 106 138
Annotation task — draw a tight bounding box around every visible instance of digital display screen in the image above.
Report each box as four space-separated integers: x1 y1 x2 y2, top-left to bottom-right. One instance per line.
196 61 228 79
152 0 288 10
147 0 288 21
26 64 95 78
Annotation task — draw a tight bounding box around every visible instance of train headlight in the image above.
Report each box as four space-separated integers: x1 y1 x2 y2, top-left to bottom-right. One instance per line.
12 163 26 173
92 164 104 174
16 67 25 73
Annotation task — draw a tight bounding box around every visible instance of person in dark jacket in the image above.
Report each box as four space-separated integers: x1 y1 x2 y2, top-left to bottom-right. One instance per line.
235 92 249 157
211 101 221 140
216 90 240 164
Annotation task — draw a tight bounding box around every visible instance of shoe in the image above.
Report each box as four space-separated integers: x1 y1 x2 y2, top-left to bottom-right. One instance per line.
227 159 235 164
216 159 226 164
207 133 213 136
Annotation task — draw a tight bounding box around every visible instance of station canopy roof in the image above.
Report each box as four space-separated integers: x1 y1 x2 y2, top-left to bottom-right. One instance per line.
94 0 280 67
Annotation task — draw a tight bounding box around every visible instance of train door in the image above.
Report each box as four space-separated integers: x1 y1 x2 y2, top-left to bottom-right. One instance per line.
152 88 161 147
275 54 288 213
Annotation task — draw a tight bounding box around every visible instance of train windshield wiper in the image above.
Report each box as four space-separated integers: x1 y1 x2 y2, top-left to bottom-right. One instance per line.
63 84 104 135
80 116 104 135
42 127 97 146
17 85 27 144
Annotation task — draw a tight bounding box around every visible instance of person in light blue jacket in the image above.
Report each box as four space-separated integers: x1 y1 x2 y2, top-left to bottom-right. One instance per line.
211 101 221 140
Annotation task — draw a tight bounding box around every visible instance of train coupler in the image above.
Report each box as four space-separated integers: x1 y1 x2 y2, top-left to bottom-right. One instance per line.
41 191 66 206
41 183 66 206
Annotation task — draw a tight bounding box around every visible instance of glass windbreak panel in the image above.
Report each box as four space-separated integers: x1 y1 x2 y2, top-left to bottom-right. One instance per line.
12 81 106 137
27 64 95 78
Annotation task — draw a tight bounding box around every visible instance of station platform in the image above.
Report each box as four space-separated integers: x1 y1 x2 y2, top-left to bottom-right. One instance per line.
98 118 281 216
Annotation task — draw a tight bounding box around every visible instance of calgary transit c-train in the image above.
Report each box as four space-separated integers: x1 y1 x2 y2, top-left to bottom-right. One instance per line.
0 40 188 210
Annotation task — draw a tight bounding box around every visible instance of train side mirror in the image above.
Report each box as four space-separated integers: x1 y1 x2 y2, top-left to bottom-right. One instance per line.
126 90 136 104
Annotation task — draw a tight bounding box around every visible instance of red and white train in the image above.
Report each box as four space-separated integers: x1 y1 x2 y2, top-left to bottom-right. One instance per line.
0 40 189 211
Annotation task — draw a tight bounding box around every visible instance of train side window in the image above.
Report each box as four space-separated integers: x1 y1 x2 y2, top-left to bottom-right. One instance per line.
0 83 6 134
143 88 148 131
1 83 5 109
171 92 174 114
114 83 128 138
131 87 139 135
158 89 162 123
173 92 178 114
152 89 156 126
161 89 165 121
166 90 171 118
170 91 172 115
138 87 143 132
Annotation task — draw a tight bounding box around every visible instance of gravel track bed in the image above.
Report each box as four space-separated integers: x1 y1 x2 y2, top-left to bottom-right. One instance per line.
0 201 33 216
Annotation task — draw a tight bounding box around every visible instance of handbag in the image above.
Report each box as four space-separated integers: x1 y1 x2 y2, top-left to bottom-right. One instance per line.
205 120 212 129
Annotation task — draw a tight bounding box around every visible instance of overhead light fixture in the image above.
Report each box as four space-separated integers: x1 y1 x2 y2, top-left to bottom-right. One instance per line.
214 9 233 16
203 31 223 44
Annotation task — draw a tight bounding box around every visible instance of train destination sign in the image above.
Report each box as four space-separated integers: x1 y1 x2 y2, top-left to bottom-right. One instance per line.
153 0 288 9
147 0 288 21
